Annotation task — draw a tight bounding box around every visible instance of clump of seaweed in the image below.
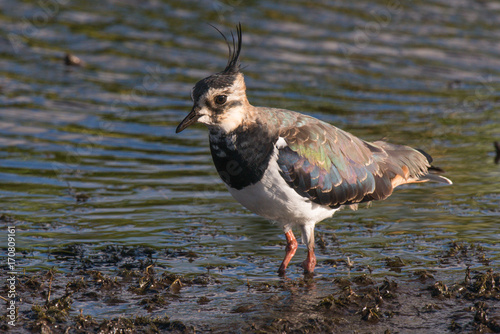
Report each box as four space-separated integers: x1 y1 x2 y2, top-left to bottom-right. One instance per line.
427 267 500 332
319 276 397 324
31 294 73 329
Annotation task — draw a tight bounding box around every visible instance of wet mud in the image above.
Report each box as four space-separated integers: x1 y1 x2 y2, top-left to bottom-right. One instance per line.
2 241 499 333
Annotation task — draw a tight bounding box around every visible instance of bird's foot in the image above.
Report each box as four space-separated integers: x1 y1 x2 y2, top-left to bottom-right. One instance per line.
302 249 317 274
301 260 316 274
277 266 287 277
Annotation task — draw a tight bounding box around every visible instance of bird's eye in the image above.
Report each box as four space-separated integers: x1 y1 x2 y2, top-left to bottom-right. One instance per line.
214 95 227 105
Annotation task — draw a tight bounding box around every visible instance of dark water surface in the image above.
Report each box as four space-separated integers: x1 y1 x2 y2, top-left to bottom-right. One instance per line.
0 0 499 330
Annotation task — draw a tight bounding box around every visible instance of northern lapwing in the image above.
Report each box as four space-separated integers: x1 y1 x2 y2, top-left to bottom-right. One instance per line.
176 24 452 275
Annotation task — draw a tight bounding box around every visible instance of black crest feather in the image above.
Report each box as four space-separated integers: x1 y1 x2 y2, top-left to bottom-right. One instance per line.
209 23 242 75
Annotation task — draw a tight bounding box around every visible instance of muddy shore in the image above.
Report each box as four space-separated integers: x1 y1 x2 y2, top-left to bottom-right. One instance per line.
2 240 499 333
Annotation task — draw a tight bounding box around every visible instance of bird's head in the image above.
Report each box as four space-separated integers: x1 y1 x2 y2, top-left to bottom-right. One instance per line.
176 24 250 134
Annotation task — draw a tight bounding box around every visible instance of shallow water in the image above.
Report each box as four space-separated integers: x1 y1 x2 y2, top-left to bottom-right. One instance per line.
0 0 499 329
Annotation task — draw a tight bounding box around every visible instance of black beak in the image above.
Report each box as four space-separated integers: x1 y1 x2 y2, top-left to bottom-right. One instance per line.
176 106 201 133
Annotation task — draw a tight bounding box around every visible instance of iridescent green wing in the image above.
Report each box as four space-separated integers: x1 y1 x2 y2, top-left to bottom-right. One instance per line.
277 115 394 207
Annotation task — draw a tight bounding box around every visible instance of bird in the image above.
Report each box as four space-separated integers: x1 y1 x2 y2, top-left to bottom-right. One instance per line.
176 24 452 276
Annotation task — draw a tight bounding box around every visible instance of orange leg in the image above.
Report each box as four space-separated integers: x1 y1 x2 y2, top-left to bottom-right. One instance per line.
278 230 298 276
302 247 316 274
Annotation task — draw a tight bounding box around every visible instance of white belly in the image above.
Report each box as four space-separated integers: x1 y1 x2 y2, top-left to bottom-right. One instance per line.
227 152 338 228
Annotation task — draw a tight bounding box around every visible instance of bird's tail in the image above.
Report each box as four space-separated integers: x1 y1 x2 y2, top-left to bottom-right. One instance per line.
372 142 453 188
415 166 452 184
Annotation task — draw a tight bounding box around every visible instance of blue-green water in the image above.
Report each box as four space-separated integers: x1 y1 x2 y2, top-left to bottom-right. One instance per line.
0 0 499 327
